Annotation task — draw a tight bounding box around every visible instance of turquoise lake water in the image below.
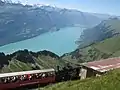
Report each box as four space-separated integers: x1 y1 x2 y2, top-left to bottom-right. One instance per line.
0 27 83 56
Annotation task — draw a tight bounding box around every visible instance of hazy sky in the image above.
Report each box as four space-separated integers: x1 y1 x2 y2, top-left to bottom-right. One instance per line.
11 0 119 15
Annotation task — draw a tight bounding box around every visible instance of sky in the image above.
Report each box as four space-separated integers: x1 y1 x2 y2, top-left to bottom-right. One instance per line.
11 0 119 15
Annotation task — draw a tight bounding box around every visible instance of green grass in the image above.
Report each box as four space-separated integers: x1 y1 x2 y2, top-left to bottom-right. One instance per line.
83 36 120 60
42 69 120 90
59 36 120 90
63 36 120 63
94 36 120 54
106 19 120 33
36 55 66 70
0 54 66 73
1 60 33 73
77 19 120 49
62 19 120 64
2 34 120 73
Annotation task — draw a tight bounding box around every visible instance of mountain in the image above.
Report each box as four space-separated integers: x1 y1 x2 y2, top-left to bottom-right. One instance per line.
0 1 110 46
62 18 120 64
42 69 120 90
90 13 115 19
76 17 120 48
0 49 66 73
0 0 120 73
62 36 119 64
1 17 120 73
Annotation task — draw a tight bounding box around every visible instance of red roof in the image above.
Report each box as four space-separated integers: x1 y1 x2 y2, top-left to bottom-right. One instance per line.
83 57 120 72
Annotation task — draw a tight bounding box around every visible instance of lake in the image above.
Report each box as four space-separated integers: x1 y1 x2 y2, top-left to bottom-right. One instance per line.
0 27 83 56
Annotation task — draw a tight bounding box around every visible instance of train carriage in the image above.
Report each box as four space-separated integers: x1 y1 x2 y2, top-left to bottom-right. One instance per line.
0 69 55 90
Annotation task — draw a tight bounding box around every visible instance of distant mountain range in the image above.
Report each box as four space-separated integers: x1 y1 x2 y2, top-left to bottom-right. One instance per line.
0 1 114 46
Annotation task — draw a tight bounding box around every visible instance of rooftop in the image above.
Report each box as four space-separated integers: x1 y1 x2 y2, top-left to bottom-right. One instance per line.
83 57 120 72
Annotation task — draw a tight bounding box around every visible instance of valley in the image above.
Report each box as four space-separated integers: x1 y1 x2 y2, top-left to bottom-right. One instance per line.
0 1 120 90
0 26 83 56
0 0 109 46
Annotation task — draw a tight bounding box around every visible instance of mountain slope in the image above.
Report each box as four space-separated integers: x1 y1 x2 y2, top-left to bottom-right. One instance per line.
62 35 120 64
76 18 120 48
0 50 66 73
42 69 120 90
62 18 120 63
1 17 120 73
94 36 120 56
0 1 108 46
60 18 120 72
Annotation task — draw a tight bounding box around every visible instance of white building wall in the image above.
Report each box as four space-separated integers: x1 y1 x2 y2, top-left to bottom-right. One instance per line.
80 68 87 80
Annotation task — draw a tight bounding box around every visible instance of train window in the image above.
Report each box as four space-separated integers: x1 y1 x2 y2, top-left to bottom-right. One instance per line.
20 75 26 81
7 77 12 83
50 71 55 77
42 73 46 78
38 73 42 77
1 77 8 83
35 73 39 79
34 73 44 79
10 76 15 82
0 78 4 83
31 74 35 79
37 73 42 78
3 78 7 83
44 72 55 77
0 78 1 83
0 78 2 83
47 72 50 77
47 72 53 77
0 77 9 83
28 74 31 80
45 73 48 77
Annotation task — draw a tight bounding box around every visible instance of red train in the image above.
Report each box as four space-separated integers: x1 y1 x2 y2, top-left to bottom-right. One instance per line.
0 66 80 90
0 69 55 90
